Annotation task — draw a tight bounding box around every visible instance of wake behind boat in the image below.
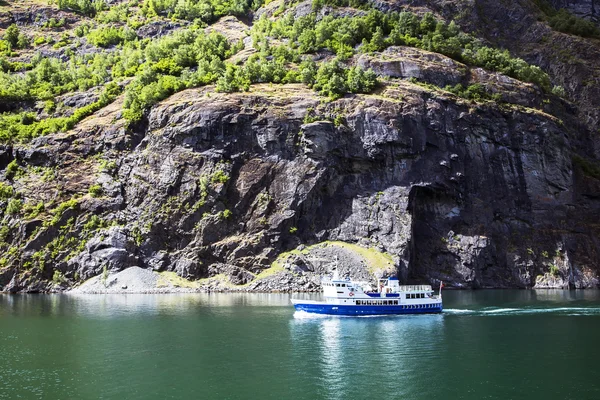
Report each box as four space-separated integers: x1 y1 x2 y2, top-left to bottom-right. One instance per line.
291 271 443 316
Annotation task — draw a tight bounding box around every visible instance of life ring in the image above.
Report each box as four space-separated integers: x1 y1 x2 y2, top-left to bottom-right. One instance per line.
349 292 355 297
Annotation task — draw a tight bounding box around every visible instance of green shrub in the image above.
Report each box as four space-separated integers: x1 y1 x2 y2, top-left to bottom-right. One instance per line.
444 83 501 102
33 36 47 46
6 198 23 215
549 9 600 38
74 23 91 37
43 18 66 29
310 59 377 99
52 270 66 284
216 64 249 92
57 0 106 17
211 170 230 184
0 182 14 199
24 201 45 219
47 198 79 226
4 24 19 48
0 224 9 242
88 184 103 197
551 85 566 97
99 159 117 173
87 26 135 47
5 160 21 180
572 154 600 180
84 215 107 231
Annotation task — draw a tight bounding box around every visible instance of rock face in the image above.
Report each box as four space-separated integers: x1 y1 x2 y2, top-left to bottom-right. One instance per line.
2 77 597 292
1 0 600 292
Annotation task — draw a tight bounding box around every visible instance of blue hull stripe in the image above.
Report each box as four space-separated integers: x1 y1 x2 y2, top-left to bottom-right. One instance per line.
293 303 443 315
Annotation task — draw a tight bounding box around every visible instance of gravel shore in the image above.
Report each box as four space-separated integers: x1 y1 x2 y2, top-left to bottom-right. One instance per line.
69 267 188 294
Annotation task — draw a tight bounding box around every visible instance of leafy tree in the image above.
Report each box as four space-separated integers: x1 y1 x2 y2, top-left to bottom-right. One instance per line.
216 64 249 92
549 9 600 38
419 12 437 34
346 66 377 93
4 25 19 48
299 58 317 86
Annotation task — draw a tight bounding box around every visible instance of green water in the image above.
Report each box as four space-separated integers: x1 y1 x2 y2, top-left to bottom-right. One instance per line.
1 291 599 400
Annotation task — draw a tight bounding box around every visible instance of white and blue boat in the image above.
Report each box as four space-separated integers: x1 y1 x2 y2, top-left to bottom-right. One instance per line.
291 272 443 316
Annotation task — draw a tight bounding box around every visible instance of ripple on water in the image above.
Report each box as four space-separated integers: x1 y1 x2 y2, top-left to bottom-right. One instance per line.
444 306 600 316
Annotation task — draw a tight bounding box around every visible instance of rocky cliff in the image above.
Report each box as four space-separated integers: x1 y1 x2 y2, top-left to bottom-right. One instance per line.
1 0 599 292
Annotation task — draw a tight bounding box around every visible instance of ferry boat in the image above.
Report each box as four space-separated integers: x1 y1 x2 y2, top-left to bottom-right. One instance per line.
291 272 443 316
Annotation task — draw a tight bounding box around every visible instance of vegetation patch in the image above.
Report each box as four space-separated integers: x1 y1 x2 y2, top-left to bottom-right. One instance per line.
158 271 201 288
0 0 554 141
265 240 395 277
532 0 600 38
573 154 600 180
321 241 394 274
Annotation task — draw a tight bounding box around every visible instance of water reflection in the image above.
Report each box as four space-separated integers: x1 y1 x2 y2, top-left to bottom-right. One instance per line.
319 319 343 400
0 293 294 319
290 313 445 398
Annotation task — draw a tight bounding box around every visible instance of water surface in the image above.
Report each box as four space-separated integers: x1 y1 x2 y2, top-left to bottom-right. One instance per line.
1 290 599 399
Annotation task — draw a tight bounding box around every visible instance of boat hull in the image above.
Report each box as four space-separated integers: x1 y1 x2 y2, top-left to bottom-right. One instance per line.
292 301 443 315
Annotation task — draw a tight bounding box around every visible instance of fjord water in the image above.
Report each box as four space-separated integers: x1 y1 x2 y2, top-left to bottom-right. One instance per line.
1 291 599 400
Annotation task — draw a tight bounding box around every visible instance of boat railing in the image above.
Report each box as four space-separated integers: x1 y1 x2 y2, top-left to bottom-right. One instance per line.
397 285 433 292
